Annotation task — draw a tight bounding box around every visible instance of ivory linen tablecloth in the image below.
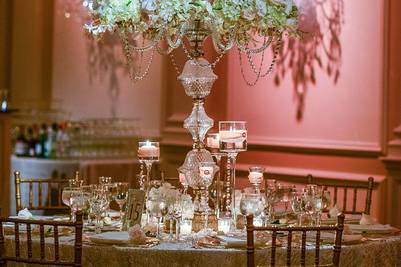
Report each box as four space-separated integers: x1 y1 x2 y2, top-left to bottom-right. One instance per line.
4 234 401 267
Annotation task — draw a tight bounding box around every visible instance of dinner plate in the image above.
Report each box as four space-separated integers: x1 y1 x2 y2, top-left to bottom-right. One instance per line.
89 231 130 245
347 224 398 234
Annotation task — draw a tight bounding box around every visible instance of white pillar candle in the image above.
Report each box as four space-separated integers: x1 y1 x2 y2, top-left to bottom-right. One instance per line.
138 142 160 158
218 218 231 234
180 220 192 235
206 135 220 148
219 130 247 142
248 171 263 184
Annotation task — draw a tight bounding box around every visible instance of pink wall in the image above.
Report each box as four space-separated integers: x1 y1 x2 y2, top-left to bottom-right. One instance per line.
52 0 164 137
227 0 384 155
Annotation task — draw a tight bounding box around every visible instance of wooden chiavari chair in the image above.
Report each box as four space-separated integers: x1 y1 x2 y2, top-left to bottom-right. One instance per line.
246 214 345 267
0 212 83 266
307 174 374 215
14 171 70 214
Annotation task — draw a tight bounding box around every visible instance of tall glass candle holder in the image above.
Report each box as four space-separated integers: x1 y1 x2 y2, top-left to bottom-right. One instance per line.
219 121 247 227
138 141 160 196
248 166 264 193
199 161 218 231
206 132 225 216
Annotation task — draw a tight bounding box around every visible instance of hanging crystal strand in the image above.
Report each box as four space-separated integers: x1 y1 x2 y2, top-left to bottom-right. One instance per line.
223 155 231 214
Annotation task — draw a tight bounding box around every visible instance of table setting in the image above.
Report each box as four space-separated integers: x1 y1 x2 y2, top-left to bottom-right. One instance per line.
3 158 401 267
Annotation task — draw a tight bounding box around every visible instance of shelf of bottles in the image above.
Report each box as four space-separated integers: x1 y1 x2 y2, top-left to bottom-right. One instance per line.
12 112 141 159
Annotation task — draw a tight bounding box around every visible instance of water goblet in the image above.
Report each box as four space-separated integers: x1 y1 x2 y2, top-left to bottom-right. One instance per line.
147 196 168 239
291 192 304 225
219 121 247 223
99 176 112 185
70 190 87 222
239 192 264 230
62 187 82 221
90 189 108 233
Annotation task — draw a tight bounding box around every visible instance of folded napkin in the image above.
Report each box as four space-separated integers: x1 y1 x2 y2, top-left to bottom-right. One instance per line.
359 213 377 225
328 205 341 219
347 224 398 234
17 208 33 219
128 225 147 245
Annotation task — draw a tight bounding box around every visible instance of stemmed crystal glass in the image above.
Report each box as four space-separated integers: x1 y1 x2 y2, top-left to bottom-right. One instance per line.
138 141 160 196
113 182 129 220
99 176 112 185
70 190 88 222
239 192 264 230
248 166 264 193
62 187 83 221
198 161 218 231
90 189 109 234
219 121 247 224
291 192 304 226
147 196 168 239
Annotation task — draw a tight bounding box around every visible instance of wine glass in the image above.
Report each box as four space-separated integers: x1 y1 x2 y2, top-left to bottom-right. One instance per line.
70 190 87 222
219 121 247 223
291 192 304 226
239 193 264 229
147 196 168 239
99 176 112 185
138 141 160 196
62 187 82 221
90 189 108 234
113 182 129 220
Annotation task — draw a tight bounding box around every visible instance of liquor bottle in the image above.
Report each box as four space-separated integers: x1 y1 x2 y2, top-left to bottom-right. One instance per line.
36 124 47 158
14 125 28 157
26 127 36 157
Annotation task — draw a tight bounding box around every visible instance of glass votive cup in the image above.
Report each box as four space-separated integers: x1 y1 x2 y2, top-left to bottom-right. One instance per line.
180 220 192 235
218 217 231 234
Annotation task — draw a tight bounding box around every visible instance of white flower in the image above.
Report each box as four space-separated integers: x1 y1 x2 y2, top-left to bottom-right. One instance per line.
142 0 157 11
255 0 267 16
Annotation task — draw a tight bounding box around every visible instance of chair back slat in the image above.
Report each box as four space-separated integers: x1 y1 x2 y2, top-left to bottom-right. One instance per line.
365 177 374 215
14 171 69 214
39 225 45 260
300 230 306 267
315 230 320 266
333 186 338 206
38 183 43 208
27 223 33 258
47 182 52 206
342 187 347 212
14 223 20 258
333 214 345 266
0 219 4 265
246 215 255 267
0 212 83 266
286 230 292 266
29 182 33 209
54 225 60 261
352 188 357 213
246 214 345 267
271 230 277 267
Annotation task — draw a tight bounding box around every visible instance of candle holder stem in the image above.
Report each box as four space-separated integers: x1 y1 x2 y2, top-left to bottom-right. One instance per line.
227 152 238 228
145 161 153 196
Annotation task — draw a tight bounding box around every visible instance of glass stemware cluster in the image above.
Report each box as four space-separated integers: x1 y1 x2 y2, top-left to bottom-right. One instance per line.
62 176 130 233
291 184 331 226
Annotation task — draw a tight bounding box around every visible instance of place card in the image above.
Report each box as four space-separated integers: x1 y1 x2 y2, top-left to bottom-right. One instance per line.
122 189 145 231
